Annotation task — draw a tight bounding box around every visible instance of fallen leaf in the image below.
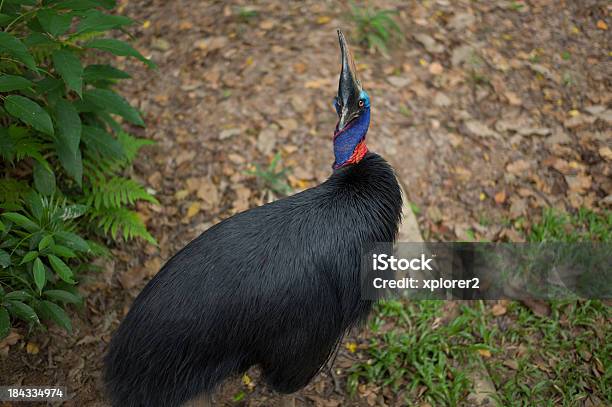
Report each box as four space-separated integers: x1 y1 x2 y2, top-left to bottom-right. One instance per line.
451 44 476 67
197 181 219 208
307 396 341 407
465 120 501 139
147 171 162 189
257 125 278 154
179 21 193 30
494 191 507 204
478 349 492 358
599 146 612 161
219 128 240 140
427 206 443 223
414 33 444 53
119 267 148 289
495 118 550 136
578 347 592 362
596 20 608 30
316 16 331 24
545 131 572 145
304 78 332 89
26 342 39 355
186 202 201 219
242 374 251 385
448 12 475 30
522 298 551 317
509 197 527 219
433 92 451 107
232 185 251 213
501 228 525 242
175 189 190 201
543 157 572 174
584 105 606 115
504 91 522 106
144 257 162 278
346 342 357 353
277 118 298 131
387 75 412 88
259 20 275 30
288 176 309 190
454 166 472 180
527 63 560 83
228 153 245 164
175 150 196 166
466 369 497 406
292 62 306 74
565 174 592 194
503 359 519 370
0 331 22 356
194 36 228 54
292 165 314 180
564 114 596 128
429 62 444 75
151 38 170 51
506 160 531 174
491 303 507 316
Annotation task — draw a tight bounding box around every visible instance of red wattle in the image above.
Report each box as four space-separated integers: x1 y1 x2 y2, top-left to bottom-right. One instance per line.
345 140 368 166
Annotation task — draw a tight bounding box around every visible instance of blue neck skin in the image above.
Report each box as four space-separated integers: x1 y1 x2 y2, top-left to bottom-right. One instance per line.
333 107 370 169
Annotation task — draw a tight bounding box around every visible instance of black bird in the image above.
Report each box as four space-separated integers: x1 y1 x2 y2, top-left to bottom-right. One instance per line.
104 30 403 407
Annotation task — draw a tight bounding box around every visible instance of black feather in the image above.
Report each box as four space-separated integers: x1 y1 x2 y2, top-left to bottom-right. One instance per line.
104 151 403 406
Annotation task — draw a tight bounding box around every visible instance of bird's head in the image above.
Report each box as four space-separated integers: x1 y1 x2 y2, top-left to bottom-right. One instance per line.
332 30 370 170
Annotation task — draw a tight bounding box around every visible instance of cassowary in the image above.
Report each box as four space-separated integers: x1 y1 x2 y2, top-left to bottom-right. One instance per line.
104 30 402 407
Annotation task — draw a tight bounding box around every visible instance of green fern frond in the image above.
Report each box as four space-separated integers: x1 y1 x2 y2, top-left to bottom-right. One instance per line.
117 132 154 164
0 126 46 164
0 179 32 204
82 152 122 180
91 207 157 244
14 138 47 163
87 176 158 209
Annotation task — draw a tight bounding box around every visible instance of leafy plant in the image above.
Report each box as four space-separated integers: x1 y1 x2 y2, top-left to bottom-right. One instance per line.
236 7 258 23
0 0 156 338
247 152 292 197
1 193 91 335
349 3 401 55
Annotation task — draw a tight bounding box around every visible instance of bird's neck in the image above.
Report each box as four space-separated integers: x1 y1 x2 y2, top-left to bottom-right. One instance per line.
332 109 370 169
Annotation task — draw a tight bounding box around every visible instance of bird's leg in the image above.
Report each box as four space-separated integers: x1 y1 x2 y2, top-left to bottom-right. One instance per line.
183 394 213 407
279 395 296 407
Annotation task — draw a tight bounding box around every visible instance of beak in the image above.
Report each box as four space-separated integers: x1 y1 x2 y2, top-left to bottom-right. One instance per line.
336 30 363 132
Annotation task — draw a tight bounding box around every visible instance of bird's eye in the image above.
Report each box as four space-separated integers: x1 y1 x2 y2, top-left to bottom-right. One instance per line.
358 99 365 108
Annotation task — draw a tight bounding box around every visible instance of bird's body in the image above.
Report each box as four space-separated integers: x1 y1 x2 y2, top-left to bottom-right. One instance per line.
104 152 401 406
104 31 403 407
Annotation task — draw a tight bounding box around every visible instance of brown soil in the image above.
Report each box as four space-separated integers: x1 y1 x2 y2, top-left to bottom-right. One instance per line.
1 0 610 406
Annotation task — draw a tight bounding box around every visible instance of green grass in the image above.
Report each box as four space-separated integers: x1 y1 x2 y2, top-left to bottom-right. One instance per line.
348 300 481 405
349 208 611 405
529 208 611 243
491 300 610 406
